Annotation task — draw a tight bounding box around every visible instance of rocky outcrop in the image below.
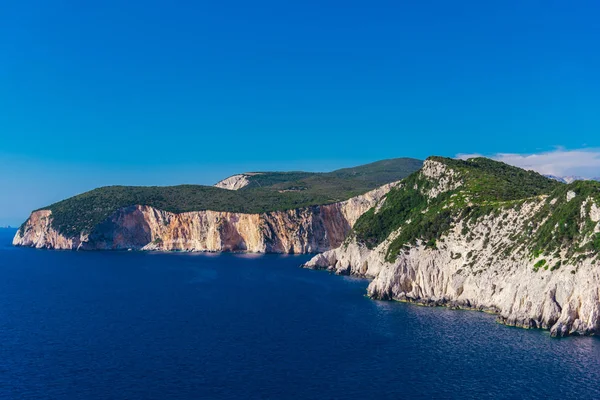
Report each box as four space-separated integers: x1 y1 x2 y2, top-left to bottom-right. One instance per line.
419 159 462 198
13 210 89 250
214 174 258 190
304 159 600 337
13 182 398 253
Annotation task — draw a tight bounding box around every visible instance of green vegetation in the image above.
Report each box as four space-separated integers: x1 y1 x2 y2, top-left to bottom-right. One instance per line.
533 259 547 272
237 158 423 190
352 183 428 248
592 234 600 252
36 158 422 236
231 172 317 189
386 207 453 257
529 181 600 258
353 156 569 262
426 156 559 202
236 158 424 192
321 158 424 184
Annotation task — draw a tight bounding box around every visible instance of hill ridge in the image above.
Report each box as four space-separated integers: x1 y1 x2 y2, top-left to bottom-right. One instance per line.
26 158 423 236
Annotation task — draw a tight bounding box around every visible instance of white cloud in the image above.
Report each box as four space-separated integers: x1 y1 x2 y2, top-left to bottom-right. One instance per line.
456 149 600 178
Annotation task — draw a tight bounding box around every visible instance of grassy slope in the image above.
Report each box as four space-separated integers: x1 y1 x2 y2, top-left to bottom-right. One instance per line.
231 172 318 189
352 156 600 263
235 158 424 190
37 158 423 236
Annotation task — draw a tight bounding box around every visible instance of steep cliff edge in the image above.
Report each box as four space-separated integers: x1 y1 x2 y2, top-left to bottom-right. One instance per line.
304 157 600 336
14 182 397 252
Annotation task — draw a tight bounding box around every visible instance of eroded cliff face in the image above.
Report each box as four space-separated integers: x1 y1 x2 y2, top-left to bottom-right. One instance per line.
12 210 89 250
214 173 258 190
13 182 397 253
304 160 600 337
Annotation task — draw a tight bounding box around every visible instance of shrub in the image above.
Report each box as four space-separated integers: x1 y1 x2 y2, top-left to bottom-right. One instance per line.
533 259 547 272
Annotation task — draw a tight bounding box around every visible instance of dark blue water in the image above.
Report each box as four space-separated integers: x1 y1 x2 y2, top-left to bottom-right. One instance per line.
1 229 600 399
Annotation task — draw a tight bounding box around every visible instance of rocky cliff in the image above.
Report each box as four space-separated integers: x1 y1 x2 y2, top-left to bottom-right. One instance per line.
214 174 255 190
13 182 397 253
305 158 600 336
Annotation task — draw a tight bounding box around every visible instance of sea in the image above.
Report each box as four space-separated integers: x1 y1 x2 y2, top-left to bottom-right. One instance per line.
1 228 599 399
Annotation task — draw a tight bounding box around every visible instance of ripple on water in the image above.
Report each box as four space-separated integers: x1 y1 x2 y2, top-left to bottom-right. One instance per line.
0 229 599 399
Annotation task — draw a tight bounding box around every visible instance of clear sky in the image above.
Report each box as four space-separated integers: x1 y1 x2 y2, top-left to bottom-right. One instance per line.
1 0 600 226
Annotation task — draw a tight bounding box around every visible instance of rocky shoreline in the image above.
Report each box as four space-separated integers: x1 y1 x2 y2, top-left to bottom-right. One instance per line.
302 159 600 337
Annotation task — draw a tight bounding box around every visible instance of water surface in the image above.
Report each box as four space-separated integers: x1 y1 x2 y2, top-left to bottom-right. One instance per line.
1 228 599 399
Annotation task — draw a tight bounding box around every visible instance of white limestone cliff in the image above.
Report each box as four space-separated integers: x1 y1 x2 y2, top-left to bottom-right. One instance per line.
304 159 600 337
214 174 258 190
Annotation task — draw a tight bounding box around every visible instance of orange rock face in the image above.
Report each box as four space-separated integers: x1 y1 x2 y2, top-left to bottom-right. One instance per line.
14 182 399 253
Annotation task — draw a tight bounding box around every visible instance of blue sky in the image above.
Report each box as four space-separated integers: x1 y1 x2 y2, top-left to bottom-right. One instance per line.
1 0 600 226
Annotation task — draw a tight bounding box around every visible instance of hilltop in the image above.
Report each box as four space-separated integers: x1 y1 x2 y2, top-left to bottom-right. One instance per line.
351 156 595 262
214 158 423 191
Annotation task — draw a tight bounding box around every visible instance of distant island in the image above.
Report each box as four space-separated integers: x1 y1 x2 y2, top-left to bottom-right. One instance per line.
13 156 600 336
